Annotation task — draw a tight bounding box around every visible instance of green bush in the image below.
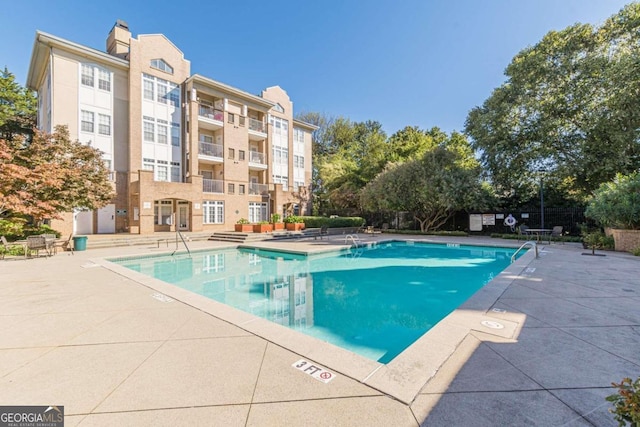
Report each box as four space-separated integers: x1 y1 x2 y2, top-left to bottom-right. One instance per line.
299 216 365 228
631 246 640 257
490 233 582 243
270 213 281 223
0 219 59 241
607 377 640 427
586 173 640 229
283 215 303 224
236 218 250 224
387 229 468 237
582 231 615 250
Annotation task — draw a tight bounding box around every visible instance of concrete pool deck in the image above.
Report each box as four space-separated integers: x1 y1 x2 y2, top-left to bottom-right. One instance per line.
0 234 638 426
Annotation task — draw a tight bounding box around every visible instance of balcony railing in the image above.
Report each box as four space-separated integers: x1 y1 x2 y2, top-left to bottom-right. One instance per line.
248 118 266 133
249 151 266 165
199 104 224 122
199 141 223 158
249 183 268 195
203 178 224 193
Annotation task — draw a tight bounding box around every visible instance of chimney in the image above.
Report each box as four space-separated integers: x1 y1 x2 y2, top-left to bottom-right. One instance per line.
106 20 131 59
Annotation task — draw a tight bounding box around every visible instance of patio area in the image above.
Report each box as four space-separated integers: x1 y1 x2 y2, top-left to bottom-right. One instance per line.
0 234 638 426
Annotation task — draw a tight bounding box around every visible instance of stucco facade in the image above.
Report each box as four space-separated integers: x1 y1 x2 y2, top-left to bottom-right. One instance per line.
27 21 315 235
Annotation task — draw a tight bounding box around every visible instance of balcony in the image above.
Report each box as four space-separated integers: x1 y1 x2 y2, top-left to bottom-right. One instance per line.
198 104 224 131
198 141 224 164
249 182 268 196
248 118 267 140
203 178 224 193
248 151 267 170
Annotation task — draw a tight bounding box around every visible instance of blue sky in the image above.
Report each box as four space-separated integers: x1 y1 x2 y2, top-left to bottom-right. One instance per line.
1 0 632 135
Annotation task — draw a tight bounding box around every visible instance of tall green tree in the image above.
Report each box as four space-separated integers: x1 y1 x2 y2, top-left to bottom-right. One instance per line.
465 3 640 203
361 134 488 232
0 68 36 142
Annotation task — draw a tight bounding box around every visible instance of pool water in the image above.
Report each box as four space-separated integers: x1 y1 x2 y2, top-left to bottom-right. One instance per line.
113 241 517 363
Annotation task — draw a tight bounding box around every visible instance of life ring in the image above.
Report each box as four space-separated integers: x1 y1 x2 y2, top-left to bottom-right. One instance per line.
504 215 516 227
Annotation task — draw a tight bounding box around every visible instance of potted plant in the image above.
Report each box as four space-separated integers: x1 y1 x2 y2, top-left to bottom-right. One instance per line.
234 218 253 232
585 173 640 252
253 220 273 233
284 215 305 231
271 213 284 231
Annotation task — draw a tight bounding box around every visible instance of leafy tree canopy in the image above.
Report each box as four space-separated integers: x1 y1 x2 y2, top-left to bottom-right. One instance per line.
465 3 640 203
0 68 36 142
0 126 114 220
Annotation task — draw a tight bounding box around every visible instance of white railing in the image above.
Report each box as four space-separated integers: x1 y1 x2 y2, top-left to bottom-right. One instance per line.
199 141 223 158
203 178 224 193
249 151 266 165
198 104 224 122
248 118 266 133
249 183 268 195
511 241 538 263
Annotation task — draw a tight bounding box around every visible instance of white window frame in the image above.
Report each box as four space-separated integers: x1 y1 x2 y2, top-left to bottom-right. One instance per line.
98 114 111 136
98 68 111 91
81 64 94 87
171 123 180 146
143 74 154 100
248 202 268 223
157 124 168 144
81 110 94 133
203 201 224 224
154 200 173 225
143 119 155 142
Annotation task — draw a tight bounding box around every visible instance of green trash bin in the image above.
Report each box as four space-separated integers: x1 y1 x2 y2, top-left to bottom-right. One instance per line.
73 235 88 251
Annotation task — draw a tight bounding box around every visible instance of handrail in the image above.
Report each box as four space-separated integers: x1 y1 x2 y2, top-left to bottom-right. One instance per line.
344 234 361 246
511 241 537 263
170 214 191 257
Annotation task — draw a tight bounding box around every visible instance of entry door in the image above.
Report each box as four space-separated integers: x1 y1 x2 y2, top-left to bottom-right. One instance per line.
178 204 189 231
97 204 116 233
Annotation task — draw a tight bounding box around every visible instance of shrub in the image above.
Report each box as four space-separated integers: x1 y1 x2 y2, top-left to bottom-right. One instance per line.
270 213 281 223
300 216 365 228
606 377 640 427
582 231 615 250
236 218 249 224
586 173 640 229
283 215 303 224
631 246 640 257
0 219 59 241
391 229 468 237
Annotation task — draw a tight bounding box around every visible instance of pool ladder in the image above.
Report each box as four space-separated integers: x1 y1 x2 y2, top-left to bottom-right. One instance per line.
511 241 538 263
344 234 361 246
171 230 192 257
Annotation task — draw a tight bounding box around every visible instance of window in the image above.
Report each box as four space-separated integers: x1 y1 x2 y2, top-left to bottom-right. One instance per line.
143 119 155 142
143 158 155 171
157 124 168 144
239 184 245 195
294 181 305 191
171 123 180 146
81 110 94 133
81 64 94 87
228 183 235 194
294 155 304 169
239 116 246 127
239 150 245 161
274 175 288 191
273 146 288 164
248 202 268 223
228 148 235 159
273 103 284 113
157 79 168 104
171 165 180 182
203 201 224 224
228 113 235 124
98 69 111 91
154 200 173 225
157 165 168 181
98 114 111 135
150 58 174 74
169 87 179 107
143 75 154 100
294 128 305 144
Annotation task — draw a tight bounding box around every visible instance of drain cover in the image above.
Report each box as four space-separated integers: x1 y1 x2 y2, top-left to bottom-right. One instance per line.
481 320 504 329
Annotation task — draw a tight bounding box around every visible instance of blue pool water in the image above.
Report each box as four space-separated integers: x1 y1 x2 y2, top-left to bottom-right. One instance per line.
113 241 518 363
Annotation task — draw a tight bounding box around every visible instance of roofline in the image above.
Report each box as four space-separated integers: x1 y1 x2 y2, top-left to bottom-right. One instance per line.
293 119 319 130
27 31 129 89
188 74 275 109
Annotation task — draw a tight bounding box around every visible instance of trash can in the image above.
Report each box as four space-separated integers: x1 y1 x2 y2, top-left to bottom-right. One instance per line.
72 235 88 251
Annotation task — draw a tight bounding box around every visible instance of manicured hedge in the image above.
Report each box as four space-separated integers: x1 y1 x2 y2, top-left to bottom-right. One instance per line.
299 216 366 228
489 233 582 243
390 229 468 237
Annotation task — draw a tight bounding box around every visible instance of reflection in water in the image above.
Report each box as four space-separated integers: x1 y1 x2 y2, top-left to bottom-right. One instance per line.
117 242 516 363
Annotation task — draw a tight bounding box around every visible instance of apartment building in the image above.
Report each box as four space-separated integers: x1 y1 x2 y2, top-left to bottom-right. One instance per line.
26 20 316 235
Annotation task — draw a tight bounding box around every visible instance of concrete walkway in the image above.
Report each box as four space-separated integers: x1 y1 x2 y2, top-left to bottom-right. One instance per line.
0 235 638 426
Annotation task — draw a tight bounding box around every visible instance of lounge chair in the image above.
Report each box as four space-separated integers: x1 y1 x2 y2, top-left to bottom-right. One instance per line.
1 236 27 259
517 225 530 241
318 225 328 240
54 233 75 255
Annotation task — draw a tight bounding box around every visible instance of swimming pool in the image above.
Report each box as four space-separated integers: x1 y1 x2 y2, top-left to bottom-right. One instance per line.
112 241 519 363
